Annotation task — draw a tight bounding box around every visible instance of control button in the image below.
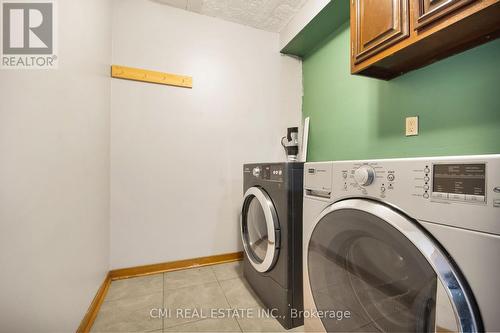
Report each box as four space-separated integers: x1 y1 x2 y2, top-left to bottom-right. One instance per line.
278 170 282 175
388 183 394 189
432 192 448 200
423 185 430 191
424 176 430 182
354 165 376 186
423 193 429 199
252 167 261 177
424 167 430 173
466 195 486 203
387 174 395 181
494 187 500 193
380 187 386 192
494 200 500 208
342 172 348 179
449 193 466 201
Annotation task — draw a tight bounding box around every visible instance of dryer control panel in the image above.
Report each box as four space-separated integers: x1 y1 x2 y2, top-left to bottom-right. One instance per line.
263 165 284 182
244 164 285 183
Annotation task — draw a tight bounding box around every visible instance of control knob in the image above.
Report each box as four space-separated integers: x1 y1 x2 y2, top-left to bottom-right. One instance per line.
354 165 376 186
252 167 261 177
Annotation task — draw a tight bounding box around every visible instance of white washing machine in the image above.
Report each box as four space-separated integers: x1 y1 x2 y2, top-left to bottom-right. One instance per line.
302 155 500 332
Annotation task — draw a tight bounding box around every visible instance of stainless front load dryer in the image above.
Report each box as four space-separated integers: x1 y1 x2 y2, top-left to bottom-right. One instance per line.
302 155 500 332
241 162 304 329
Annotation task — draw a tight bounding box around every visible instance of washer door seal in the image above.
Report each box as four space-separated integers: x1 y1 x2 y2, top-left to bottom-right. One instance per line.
304 199 482 333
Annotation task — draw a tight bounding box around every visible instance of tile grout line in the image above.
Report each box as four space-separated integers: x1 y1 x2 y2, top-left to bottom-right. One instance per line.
162 317 210 331
163 264 235 332
104 275 164 303
212 265 244 333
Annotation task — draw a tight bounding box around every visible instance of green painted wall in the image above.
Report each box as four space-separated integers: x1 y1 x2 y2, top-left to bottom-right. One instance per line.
303 22 500 162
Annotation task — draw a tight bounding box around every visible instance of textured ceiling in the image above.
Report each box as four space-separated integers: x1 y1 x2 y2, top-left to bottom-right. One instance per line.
150 0 309 32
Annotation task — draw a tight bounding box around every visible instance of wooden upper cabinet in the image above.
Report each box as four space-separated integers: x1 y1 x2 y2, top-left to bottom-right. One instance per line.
353 0 409 63
414 0 477 29
351 0 500 80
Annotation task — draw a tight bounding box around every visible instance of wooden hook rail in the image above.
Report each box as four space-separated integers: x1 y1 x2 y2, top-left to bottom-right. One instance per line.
111 65 193 88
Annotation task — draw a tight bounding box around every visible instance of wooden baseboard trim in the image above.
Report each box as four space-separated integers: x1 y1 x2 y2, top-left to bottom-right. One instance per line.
110 251 243 280
77 272 111 333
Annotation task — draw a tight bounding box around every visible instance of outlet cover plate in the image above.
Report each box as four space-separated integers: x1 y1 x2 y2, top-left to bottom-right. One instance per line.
406 116 419 136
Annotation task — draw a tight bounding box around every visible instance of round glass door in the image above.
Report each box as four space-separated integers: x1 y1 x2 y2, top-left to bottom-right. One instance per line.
241 187 279 272
306 199 481 332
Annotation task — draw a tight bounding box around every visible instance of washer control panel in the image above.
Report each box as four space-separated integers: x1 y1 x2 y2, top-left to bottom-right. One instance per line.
304 162 332 199
305 155 500 236
354 165 376 186
340 162 398 199
495 187 500 208
431 163 486 203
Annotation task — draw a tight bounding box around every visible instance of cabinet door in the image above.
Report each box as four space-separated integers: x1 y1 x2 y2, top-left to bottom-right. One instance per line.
353 0 410 64
414 0 477 30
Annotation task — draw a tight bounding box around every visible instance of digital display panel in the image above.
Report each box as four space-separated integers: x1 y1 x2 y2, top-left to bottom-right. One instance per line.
433 164 486 195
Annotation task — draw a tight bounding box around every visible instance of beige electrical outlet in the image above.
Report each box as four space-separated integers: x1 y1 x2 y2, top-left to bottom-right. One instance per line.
406 116 419 136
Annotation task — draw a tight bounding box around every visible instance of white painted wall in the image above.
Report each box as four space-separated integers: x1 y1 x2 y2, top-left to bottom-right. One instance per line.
110 0 302 269
279 0 330 50
0 0 111 331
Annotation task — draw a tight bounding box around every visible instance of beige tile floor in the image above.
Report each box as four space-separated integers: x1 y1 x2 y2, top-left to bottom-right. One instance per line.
91 261 305 333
